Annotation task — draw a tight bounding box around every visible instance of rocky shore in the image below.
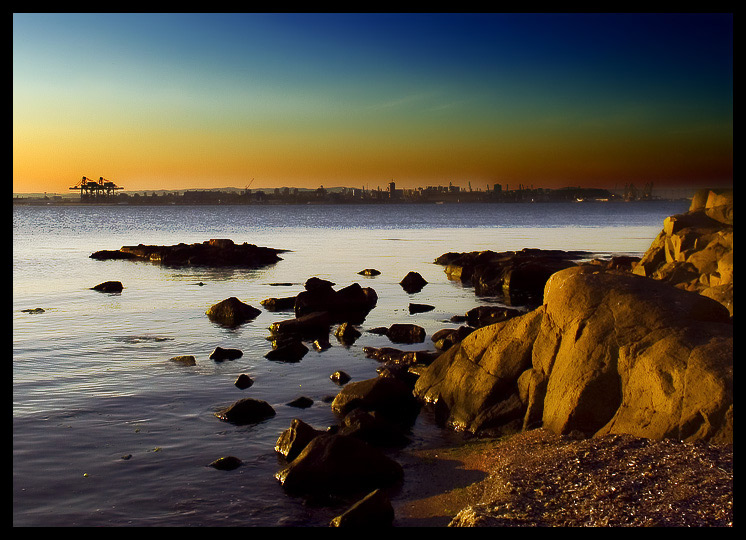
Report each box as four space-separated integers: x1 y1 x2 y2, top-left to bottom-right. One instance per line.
83 188 732 526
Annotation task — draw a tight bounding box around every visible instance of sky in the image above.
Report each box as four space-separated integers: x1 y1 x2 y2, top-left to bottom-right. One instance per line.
13 13 733 194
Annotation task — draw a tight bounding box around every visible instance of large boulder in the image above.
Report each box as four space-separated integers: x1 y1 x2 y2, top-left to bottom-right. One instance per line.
214 397 276 425
332 376 420 426
275 433 404 496
633 188 733 315
415 266 733 444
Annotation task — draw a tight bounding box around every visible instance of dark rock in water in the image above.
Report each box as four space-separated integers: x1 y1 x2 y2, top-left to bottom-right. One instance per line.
431 326 474 351
234 374 254 389
363 346 438 367
358 269 381 276
335 322 362 345
206 297 261 327
260 296 297 311
287 396 314 409
93 238 285 268
215 398 276 425
400 271 428 293
21 308 45 314
330 489 395 527
295 282 377 323
435 248 588 306
466 305 523 328
386 323 426 344
331 376 420 426
305 276 336 291
209 346 243 361
208 456 242 471
275 433 404 496
89 249 137 260
269 311 333 338
169 355 197 366
265 340 309 362
330 370 351 385
313 336 332 351
91 281 123 293
275 418 325 462
338 409 411 448
409 303 434 314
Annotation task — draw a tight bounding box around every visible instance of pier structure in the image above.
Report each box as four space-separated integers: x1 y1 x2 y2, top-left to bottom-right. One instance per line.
69 176 124 199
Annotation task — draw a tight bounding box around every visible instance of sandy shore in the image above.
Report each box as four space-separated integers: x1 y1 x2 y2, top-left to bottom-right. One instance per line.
390 428 733 527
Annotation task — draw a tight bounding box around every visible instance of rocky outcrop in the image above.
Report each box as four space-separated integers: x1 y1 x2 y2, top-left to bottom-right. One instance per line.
633 188 733 315
414 266 733 444
91 238 285 268
435 248 591 306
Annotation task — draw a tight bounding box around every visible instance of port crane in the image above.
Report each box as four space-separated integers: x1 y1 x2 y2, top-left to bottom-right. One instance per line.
70 176 124 198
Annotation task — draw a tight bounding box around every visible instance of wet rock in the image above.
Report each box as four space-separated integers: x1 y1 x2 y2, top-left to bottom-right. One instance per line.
205 297 261 327
275 433 403 496
214 398 276 425
169 355 196 366
269 311 333 339
358 269 381 276
98 239 285 268
234 374 254 389
313 336 332 351
386 323 426 344
208 456 242 471
21 308 45 314
466 305 523 328
330 370 352 385
209 346 243 361
287 396 314 409
275 418 325 462
91 281 123 293
260 296 296 311
335 322 362 345
409 303 434 314
331 376 420 425
330 489 395 527
265 340 309 362
399 271 428 293
338 409 411 448
363 346 438 367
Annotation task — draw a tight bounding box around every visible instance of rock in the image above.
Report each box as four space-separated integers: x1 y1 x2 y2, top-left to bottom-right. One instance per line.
363 346 438 367
265 340 309 362
466 305 523 328
276 418 325 462
214 398 276 425
386 323 426 343
234 374 254 389
335 322 362 345
287 396 314 409
339 409 411 448
313 336 332 351
358 269 381 276
632 188 733 315
208 456 242 471
414 307 545 435
431 326 474 351
205 297 261 327
331 376 420 425
209 346 243 361
260 296 297 311
435 248 588 306
269 311 333 338
409 303 434 314
330 370 352 385
21 308 45 314
91 281 123 293
415 266 733 443
305 276 335 290
169 355 196 366
400 271 428 293
296 282 378 323
275 433 403 496
99 239 285 267
330 489 395 527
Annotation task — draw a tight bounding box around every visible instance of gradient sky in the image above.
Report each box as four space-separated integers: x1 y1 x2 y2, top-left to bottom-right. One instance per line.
13 13 733 193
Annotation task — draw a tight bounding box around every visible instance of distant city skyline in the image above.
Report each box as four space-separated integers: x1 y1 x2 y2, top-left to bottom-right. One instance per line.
13 13 733 194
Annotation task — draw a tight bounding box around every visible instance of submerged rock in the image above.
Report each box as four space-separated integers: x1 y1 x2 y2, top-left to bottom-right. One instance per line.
169 355 197 366
214 398 276 425
91 281 123 293
208 456 242 471
209 346 243 361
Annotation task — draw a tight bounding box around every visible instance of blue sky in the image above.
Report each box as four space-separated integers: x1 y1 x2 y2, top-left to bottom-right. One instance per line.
13 13 733 193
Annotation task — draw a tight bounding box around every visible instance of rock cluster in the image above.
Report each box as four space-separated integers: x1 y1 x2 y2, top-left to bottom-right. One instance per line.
415 265 733 444
632 189 733 315
91 238 285 268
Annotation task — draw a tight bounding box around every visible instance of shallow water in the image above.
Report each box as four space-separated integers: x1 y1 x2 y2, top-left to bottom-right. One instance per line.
13 200 688 526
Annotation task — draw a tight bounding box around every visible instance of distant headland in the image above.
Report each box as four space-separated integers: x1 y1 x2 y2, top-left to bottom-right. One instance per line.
14 180 697 206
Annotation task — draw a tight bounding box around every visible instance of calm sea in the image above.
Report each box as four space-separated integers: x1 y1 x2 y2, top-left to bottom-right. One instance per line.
13 200 688 526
